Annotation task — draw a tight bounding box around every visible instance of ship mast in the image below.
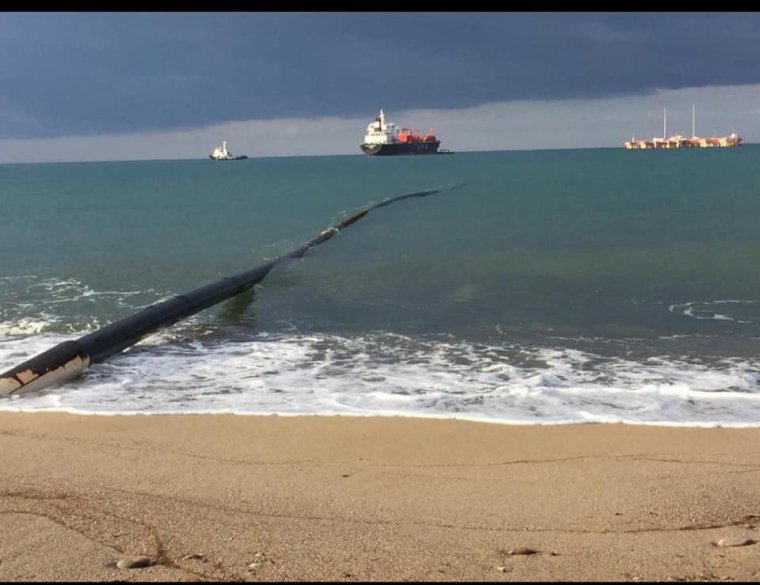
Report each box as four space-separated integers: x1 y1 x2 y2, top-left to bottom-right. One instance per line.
663 108 667 139
692 104 696 138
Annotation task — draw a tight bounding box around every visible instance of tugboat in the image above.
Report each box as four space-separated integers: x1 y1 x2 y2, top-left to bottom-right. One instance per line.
209 140 248 161
360 109 449 156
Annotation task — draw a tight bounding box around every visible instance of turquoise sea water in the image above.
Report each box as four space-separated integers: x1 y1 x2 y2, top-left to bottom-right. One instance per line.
2 147 760 424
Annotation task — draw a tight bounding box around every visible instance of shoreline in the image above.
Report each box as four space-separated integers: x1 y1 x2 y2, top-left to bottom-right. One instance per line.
2 412 759 581
3 408 760 429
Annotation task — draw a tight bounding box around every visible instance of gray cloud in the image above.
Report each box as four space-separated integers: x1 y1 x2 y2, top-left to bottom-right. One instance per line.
2 12 760 141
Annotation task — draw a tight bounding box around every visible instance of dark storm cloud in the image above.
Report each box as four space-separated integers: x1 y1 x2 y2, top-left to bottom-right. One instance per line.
1 12 759 140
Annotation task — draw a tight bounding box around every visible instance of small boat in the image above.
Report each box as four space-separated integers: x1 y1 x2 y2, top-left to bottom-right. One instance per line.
209 140 248 160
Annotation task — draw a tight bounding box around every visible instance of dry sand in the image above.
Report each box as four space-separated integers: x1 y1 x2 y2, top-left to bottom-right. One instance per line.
1 412 759 582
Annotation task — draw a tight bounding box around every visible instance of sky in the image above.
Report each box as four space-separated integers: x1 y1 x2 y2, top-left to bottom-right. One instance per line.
1 11 760 163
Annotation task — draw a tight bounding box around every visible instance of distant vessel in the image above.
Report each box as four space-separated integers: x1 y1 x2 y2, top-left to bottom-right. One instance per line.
360 109 450 156
209 141 248 160
625 106 742 150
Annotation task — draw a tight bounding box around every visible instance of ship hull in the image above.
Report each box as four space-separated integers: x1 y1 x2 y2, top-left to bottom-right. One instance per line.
209 155 248 160
360 141 441 156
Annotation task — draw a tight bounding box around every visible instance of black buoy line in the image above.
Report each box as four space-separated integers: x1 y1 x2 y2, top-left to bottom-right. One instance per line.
0 188 443 397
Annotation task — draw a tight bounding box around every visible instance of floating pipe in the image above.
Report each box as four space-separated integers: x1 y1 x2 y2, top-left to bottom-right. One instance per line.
0 189 441 397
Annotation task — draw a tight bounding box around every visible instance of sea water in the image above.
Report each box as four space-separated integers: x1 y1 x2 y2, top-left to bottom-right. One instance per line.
2 148 760 425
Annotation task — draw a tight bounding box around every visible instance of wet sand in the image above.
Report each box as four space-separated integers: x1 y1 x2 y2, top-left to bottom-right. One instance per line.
1 412 759 581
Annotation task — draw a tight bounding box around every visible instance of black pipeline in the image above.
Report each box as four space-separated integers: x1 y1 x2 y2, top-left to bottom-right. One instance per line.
0 189 441 397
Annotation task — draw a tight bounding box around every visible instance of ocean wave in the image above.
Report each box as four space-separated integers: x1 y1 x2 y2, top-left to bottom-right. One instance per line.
2 331 759 426
669 299 759 324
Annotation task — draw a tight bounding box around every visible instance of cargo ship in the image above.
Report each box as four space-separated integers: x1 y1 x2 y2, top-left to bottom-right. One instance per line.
625 107 742 150
360 109 449 156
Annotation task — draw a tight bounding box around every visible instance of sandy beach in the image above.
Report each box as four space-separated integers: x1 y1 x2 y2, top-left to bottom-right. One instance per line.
1 413 759 582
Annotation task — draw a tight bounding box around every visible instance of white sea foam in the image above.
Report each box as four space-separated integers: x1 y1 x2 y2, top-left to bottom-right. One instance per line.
669 299 758 324
0 315 60 335
2 330 759 427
